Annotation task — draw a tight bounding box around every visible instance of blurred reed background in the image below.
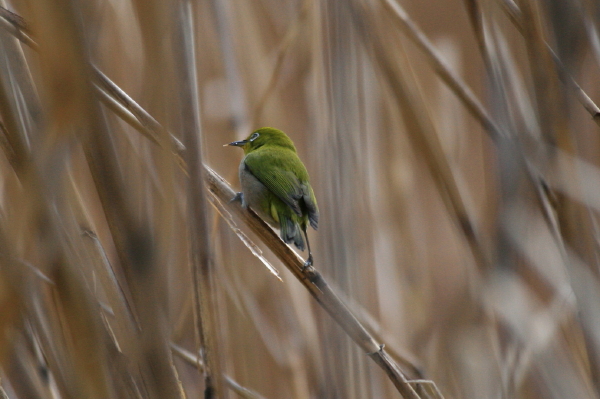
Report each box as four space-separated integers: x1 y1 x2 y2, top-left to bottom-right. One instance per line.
0 0 599 397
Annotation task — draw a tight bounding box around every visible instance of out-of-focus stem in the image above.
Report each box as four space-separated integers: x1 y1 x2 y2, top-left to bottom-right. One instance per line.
174 1 223 397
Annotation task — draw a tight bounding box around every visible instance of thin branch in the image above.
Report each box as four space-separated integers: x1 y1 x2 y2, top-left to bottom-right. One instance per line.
379 0 504 141
496 0 600 127
376 0 600 146
0 7 37 50
0 382 9 399
462 0 487 66
0 7 186 169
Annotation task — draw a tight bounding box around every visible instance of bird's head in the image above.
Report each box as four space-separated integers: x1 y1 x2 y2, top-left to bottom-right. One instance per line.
227 127 297 155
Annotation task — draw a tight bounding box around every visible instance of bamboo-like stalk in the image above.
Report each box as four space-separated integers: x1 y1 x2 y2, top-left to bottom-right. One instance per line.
371 0 600 144
0 30 30 173
3 332 45 399
174 0 223 397
91 66 186 154
210 0 250 137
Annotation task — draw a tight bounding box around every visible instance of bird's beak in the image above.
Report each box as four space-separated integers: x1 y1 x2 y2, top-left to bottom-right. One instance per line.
225 139 248 147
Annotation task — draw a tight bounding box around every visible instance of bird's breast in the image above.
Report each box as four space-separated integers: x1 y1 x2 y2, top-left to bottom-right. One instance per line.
239 160 278 226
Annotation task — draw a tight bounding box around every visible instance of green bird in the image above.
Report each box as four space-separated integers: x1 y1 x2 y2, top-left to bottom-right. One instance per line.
227 127 319 267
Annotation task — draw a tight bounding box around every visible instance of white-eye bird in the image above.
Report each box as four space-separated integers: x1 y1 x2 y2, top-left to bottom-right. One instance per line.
227 127 319 267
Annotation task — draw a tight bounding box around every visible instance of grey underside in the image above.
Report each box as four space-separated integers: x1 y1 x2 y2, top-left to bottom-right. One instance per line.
239 161 276 225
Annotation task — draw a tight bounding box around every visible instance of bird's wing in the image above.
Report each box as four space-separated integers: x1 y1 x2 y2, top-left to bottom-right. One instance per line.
304 185 318 230
243 148 317 224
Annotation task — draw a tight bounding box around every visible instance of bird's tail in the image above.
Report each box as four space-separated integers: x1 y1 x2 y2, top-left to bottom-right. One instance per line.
279 215 305 251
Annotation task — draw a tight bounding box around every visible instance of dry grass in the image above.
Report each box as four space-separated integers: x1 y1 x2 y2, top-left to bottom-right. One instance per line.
0 0 599 398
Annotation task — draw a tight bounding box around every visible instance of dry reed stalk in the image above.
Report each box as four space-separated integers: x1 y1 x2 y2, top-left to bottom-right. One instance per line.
0 9 429 397
379 0 504 141
22 1 186 396
0 26 28 361
0 2 124 397
174 0 223 396
82 97 184 399
210 0 250 138
361 0 599 395
0 0 599 396
33 221 262 398
3 329 56 399
205 167 421 399
0 11 186 168
350 0 490 276
512 0 600 395
378 0 600 144
497 0 600 126
315 0 378 396
464 0 600 397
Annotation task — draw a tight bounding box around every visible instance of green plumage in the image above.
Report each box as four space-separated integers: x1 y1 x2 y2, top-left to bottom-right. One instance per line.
228 127 318 266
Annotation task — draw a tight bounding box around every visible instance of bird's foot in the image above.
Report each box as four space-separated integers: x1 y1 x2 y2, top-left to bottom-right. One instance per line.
302 254 313 271
230 192 243 204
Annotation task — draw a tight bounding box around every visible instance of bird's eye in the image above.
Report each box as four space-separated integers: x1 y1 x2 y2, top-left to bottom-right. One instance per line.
250 132 259 141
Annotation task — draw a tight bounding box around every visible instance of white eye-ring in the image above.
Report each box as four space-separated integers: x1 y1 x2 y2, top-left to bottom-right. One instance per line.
250 132 260 141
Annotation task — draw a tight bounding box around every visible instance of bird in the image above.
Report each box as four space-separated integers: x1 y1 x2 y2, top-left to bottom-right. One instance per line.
227 127 318 267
